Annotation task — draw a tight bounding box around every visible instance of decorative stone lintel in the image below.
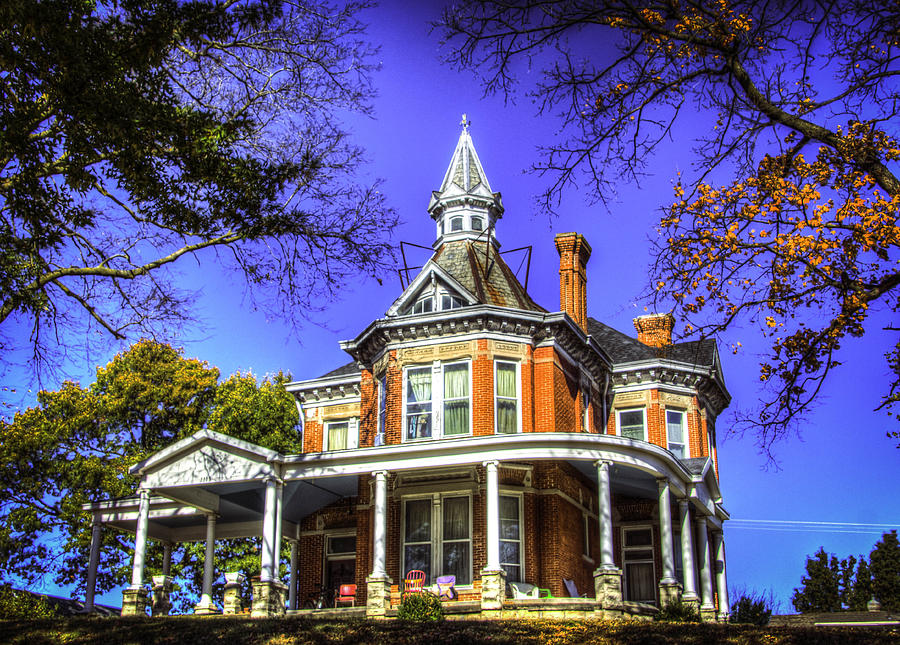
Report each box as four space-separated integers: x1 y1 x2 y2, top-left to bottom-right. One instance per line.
658 580 682 607
150 575 173 617
365 574 393 618
593 567 623 609
251 579 287 618
479 568 506 610
121 587 150 617
223 572 247 615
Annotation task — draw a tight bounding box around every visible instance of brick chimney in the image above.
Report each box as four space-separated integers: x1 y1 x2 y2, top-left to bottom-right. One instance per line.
633 313 675 348
554 232 592 332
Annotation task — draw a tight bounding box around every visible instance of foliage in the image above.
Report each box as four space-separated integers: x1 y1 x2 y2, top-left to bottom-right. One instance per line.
397 591 444 622
730 589 773 626
0 340 298 603
792 548 841 613
870 530 900 610
439 1 900 450
0 0 397 380
0 586 57 619
654 598 700 623
848 556 873 611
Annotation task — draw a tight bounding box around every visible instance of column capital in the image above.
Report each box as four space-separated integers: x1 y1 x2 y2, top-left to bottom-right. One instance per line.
137 487 151 500
678 498 690 510
372 469 391 479
594 459 612 470
482 459 500 469
262 475 284 487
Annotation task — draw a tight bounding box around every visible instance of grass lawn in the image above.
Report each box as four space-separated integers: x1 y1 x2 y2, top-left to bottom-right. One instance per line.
1 617 898 645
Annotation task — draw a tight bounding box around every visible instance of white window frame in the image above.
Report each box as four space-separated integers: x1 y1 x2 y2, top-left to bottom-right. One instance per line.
494 360 521 434
402 360 472 442
323 418 358 451
375 375 387 446
499 493 524 582
622 525 656 603
617 407 647 441
581 382 592 432
401 493 473 586
322 531 357 589
666 409 687 458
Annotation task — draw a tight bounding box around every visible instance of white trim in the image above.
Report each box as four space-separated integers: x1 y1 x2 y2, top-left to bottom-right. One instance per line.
323 418 359 452
402 359 472 442
665 409 687 459
622 525 657 603
401 491 473 585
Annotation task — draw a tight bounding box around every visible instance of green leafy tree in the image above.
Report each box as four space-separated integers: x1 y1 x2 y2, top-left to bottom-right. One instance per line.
439 1 900 450
870 530 900 610
839 555 858 610
0 340 298 603
792 547 841 613
1 0 396 379
848 556 873 611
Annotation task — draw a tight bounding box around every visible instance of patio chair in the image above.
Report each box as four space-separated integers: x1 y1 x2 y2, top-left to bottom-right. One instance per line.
435 575 457 600
509 581 554 599
403 569 427 597
335 583 357 607
563 578 588 598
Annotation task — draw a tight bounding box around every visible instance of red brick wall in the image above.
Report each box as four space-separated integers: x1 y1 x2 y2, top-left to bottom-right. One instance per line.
553 354 579 433
359 369 376 448
473 340 494 436
533 346 556 432
522 346 535 433
303 418 323 453
385 351 402 445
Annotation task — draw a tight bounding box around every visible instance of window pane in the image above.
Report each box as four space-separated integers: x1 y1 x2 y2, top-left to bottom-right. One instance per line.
624 528 652 547
405 500 431 542
625 562 655 602
500 540 520 566
451 217 463 231
497 400 517 434
444 400 469 435
441 542 470 584
328 535 356 554
404 545 431 581
407 368 431 403
442 497 469 541
472 217 483 231
444 363 469 398
407 413 432 439
667 411 683 443
496 363 516 397
502 564 521 583
499 496 520 539
620 409 644 440
327 422 348 450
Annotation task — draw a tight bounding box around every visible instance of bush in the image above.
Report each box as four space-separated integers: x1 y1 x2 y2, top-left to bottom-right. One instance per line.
0 586 58 619
654 598 700 623
397 591 443 622
730 591 773 626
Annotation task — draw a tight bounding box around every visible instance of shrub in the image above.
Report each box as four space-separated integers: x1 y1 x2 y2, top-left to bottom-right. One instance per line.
397 591 443 622
0 585 58 619
654 598 700 623
730 591 773 626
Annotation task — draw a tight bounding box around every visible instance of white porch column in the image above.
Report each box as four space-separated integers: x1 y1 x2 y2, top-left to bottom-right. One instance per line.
261 477 278 581
274 481 284 580
696 515 715 613
196 514 217 611
713 530 730 618
370 470 389 577
85 519 102 611
657 479 677 584
595 460 616 570
679 500 699 601
484 460 500 571
289 540 299 610
130 488 151 589
162 542 173 577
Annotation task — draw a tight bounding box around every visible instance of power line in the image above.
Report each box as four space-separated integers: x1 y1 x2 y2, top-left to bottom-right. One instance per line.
728 518 899 534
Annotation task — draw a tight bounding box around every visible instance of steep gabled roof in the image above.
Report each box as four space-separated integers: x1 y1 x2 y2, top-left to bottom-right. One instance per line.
319 361 360 379
587 317 717 367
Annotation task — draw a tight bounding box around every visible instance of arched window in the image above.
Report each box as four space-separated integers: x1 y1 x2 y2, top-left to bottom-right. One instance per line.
412 296 434 314
450 217 464 232
471 217 483 231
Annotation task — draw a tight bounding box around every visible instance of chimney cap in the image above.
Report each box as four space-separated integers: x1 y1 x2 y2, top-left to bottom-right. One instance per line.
633 313 676 348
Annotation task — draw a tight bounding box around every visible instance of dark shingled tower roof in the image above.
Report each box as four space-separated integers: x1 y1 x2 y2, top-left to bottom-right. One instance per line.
587 317 717 367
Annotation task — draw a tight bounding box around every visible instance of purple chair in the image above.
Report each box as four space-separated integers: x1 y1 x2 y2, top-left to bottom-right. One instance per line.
435 575 457 600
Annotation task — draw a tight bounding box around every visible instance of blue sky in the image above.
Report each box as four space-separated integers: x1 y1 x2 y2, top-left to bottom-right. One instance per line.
6 0 900 610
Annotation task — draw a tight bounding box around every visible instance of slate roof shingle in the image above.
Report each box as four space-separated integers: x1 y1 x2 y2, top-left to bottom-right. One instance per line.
587 318 716 367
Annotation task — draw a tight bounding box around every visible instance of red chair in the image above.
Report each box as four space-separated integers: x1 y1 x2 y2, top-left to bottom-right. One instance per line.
403 569 427 596
335 583 357 607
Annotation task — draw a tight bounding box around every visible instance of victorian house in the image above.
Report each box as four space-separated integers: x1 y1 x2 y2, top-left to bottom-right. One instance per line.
83 121 731 620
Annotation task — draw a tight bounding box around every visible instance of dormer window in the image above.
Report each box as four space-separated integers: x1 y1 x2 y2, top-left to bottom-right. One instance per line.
471 216 483 231
412 296 434 314
450 216 464 232
441 293 464 310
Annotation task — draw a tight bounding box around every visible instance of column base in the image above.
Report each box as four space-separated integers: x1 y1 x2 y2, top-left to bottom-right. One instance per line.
121 587 150 617
223 572 247 615
658 580 682 607
593 567 623 609
251 579 287 618
151 575 174 617
365 575 393 617
479 568 506 611
700 605 718 622
194 599 221 615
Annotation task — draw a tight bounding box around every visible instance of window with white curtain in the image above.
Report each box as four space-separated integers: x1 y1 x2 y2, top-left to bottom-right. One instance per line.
666 410 687 458
622 527 656 603
404 361 470 440
499 495 522 582
495 361 519 434
324 418 358 451
403 495 471 585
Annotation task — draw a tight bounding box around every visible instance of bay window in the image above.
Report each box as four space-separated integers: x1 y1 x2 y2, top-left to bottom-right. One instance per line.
404 361 471 440
495 361 519 434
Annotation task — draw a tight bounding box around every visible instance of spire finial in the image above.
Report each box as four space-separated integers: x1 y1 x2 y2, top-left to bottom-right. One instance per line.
460 113 471 132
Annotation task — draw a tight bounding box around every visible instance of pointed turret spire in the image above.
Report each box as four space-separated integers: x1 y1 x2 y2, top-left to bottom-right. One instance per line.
427 116 504 247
